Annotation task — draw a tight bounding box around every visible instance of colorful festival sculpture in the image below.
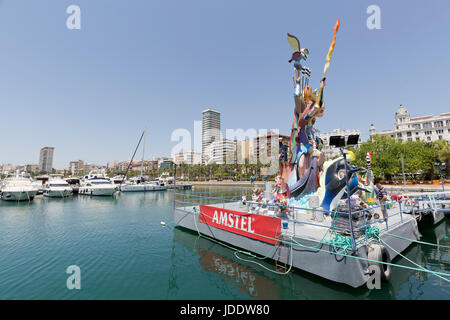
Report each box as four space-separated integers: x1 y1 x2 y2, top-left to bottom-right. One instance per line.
272 19 379 212
282 19 340 198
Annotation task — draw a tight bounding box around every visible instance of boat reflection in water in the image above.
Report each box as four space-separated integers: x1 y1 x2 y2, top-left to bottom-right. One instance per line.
197 243 277 299
172 219 450 300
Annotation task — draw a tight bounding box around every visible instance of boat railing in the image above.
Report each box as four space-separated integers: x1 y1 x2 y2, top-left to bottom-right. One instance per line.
391 190 450 201
174 190 413 251
395 191 450 214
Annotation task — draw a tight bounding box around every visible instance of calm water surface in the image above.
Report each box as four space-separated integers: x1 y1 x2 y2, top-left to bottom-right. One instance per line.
0 186 449 299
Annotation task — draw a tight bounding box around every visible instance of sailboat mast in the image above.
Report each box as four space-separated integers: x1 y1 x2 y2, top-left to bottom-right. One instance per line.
140 130 146 178
120 130 145 185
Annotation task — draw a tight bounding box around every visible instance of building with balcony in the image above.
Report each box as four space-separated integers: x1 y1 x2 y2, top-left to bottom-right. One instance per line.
204 139 237 164
173 151 202 165
39 147 54 173
69 160 84 176
250 131 290 164
370 104 450 143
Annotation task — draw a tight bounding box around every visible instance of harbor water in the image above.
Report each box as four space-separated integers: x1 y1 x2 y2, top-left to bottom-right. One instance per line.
0 186 449 299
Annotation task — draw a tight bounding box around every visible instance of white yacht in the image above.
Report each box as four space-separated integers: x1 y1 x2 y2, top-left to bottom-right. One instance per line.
157 172 192 190
65 177 81 194
0 172 39 201
43 175 73 198
157 172 173 186
120 176 144 192
146 180 168 191
110 175 125 185
120 178 167 192
33 175 48 194
78 171 118 196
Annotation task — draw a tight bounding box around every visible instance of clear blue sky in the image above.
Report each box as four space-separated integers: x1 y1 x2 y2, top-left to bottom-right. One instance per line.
0 0 449 168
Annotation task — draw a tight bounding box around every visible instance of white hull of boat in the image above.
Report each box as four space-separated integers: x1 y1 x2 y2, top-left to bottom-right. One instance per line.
120 184 167 192
43 188 73 198
1 189 38 201
78 186 117 196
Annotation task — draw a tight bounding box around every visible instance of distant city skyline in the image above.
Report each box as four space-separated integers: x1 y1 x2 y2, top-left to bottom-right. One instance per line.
1 1 449 168
2 101 449 170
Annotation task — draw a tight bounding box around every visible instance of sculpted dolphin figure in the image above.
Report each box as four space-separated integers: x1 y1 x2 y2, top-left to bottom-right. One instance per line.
321 156 366 212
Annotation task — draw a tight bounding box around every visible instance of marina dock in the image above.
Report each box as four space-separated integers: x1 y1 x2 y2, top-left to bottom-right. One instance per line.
168 183 193 190
393 191 450 226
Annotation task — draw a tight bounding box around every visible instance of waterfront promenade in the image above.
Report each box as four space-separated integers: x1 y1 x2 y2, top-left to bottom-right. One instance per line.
190 180 264 187
189 180 450 190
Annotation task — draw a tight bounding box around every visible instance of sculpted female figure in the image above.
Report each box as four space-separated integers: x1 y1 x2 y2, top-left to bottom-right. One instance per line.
284 19 340 199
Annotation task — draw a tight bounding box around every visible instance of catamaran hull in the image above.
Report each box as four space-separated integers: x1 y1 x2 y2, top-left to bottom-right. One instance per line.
174 205 419 288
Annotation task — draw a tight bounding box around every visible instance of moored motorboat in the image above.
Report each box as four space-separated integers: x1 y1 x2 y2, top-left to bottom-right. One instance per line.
65 177 81 194
110 175 125 185
43 175 73 198
78 171 118 196
0 172 39 201
120 178 167 192
32 179 44 195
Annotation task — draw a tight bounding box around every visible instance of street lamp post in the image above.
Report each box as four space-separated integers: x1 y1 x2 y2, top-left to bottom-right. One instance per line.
434 162 445 192
340 147 356 252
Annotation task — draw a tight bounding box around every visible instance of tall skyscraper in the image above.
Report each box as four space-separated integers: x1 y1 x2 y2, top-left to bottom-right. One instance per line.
202 108 221 163
39 147 54 173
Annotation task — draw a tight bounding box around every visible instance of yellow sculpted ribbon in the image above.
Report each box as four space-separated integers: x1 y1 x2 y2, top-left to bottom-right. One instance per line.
323 18 340 79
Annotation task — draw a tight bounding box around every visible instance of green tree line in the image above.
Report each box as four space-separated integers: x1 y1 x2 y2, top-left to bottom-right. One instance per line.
107 159 269 181
350 136 450 182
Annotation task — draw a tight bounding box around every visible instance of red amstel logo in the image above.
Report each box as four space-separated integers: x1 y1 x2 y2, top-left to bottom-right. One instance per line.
198 205 281 245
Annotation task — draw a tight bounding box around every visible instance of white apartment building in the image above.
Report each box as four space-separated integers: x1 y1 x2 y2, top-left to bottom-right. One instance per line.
69 160 84 175
0 164 16 174
236 139 250 164
318 128 362 159
204 139 236 164
173 151 202 165
107 161 119 170
370 104 450 143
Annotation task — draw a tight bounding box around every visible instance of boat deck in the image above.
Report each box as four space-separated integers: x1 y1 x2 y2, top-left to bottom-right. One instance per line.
178 200 415 246
175 199 421 287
